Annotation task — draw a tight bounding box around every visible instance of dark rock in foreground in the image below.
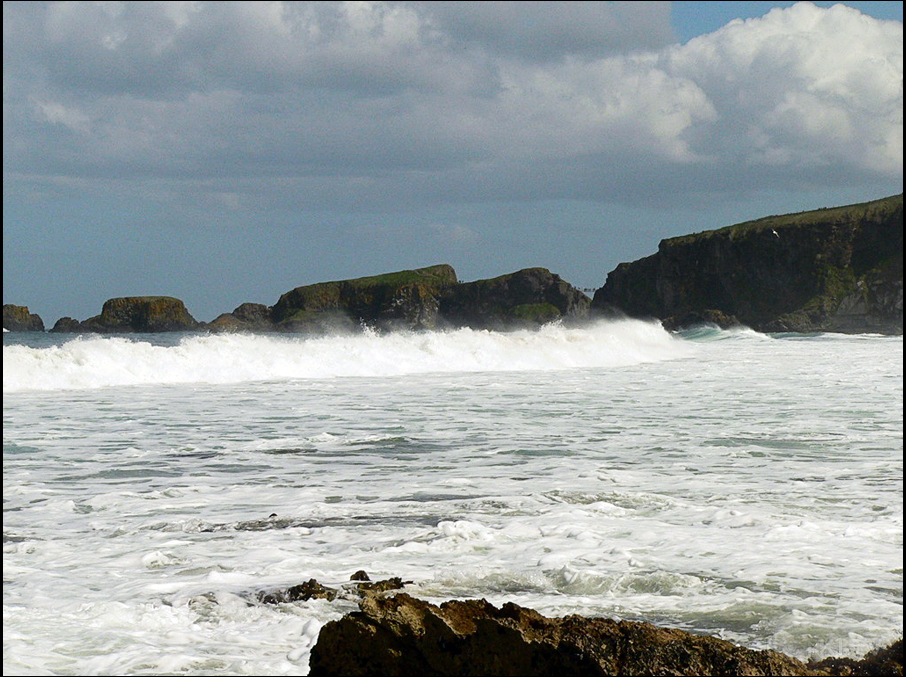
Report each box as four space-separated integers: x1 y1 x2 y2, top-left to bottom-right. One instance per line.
271 264 458 333
593 194 903 334
439 267 590 330
256 572 408 605
3 304 45 332
809 640 903 676
309 593 902 677
51 296 199 333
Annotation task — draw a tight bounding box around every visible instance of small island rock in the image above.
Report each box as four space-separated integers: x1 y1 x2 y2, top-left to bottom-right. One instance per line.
3 305 45 332
53 296 199 333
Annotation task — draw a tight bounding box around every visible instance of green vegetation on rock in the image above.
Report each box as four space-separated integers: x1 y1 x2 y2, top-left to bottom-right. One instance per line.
271 264 458 332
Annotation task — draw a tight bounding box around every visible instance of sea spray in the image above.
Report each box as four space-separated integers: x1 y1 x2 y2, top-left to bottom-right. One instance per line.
3 319 694 392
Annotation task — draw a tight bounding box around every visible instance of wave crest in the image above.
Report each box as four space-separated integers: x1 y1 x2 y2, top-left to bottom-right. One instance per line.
3 319 694 391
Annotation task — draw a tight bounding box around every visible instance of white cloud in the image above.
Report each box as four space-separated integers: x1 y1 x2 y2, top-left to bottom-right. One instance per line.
663 1 903 175
3 1 902 209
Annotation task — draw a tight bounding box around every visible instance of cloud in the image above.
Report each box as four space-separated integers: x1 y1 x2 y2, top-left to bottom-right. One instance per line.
2 1 902 213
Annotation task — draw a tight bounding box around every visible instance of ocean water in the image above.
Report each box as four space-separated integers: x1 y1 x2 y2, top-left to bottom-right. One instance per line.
2 319 902 675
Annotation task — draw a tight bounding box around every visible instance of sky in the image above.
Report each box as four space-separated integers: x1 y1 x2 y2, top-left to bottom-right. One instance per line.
3 1 903 326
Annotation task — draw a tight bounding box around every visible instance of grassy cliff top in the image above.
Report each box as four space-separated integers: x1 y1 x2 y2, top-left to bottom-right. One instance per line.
342 264 457 289
102 296 185 303
663 193 903 247
289 264 458 293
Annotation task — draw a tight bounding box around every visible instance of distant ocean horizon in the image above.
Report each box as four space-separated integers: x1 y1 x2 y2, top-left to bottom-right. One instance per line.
3 320 902 675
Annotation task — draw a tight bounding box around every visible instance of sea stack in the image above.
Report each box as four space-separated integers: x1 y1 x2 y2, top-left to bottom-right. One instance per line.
2 305 45 332
51 296 199 333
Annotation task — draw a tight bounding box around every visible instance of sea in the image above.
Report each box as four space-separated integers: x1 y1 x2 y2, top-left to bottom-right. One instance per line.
2 319 902 675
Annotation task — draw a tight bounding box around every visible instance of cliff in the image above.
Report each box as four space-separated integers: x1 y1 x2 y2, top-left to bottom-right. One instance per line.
592 194 903 334
2 304 45 332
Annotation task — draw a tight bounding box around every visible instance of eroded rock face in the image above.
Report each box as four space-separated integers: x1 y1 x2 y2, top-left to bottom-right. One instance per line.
439 268 590 330
592 194 903 334
270 264 458 333
308 594 818 676
3 305 44 332
53 296 199 333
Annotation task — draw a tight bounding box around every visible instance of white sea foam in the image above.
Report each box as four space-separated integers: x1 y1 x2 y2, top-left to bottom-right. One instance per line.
2 329 901 675
2 319 693 392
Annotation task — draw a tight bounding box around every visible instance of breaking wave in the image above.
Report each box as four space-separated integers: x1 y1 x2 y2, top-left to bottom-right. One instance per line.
3 319 695 392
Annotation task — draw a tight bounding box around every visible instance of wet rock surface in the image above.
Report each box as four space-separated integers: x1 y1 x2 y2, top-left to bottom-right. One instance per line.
255 572 408 606
308 593 903 677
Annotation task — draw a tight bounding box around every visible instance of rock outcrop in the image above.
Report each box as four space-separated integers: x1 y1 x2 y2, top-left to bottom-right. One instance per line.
256 572 407 605
207 302 274 332
2 305 45 332
49 317 82 333
270 264 458 333
308 593 902 676
439 268 590 330
51 296 199 333
592 194 903 334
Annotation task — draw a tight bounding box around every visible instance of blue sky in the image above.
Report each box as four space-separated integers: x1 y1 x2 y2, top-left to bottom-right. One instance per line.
3 1 903 325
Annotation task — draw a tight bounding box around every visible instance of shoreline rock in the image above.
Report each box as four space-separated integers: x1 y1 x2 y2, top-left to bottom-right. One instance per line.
308 592 902 677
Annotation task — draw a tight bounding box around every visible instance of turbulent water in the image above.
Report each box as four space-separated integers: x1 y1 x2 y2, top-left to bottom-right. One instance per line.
3 320 902 675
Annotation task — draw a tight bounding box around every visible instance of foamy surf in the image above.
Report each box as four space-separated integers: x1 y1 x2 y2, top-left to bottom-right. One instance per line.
2 319 694 392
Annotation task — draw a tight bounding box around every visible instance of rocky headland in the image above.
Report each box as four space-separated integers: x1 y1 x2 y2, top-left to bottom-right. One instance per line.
2 304 45 332
289 584 900 677
591 194 903 334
